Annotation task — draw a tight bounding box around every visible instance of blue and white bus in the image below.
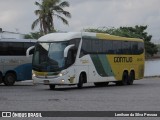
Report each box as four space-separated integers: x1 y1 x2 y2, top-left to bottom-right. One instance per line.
0 38 36 86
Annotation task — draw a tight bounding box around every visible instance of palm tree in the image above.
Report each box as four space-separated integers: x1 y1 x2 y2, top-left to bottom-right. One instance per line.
32 1 48 34
32 0 71 34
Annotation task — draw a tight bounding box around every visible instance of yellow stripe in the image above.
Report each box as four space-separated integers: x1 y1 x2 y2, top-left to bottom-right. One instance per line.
96 33 143 42
33 71 48 76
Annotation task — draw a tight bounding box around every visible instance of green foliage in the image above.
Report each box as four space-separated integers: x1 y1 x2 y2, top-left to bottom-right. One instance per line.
24 32 43 39
85 25 158 57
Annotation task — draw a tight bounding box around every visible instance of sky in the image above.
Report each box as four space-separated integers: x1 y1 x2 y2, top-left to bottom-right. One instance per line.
0 0 160 42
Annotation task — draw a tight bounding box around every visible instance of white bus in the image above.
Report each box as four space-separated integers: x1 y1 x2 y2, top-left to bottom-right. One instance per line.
0 38 36 86
32 32 144 89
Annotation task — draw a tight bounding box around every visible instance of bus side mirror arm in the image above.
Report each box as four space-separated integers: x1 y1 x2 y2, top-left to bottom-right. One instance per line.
64 44 75 58
26 46 35 57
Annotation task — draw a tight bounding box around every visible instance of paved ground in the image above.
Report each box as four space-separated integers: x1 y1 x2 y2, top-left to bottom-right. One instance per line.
0 77 160 120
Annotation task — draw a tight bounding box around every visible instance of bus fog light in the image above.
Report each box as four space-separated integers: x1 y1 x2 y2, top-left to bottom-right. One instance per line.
62 80 65 83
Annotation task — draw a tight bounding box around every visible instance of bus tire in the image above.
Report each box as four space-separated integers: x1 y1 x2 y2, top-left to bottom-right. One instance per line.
4 73 16 86
128 71 135 85
49 85 55 90
121 72 128 85
116 72 128 86
77 73 85 89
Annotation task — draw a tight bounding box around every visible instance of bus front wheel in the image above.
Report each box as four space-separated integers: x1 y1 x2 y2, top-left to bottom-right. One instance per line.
4 73 16 86
49 85 55 90
77 73 85 89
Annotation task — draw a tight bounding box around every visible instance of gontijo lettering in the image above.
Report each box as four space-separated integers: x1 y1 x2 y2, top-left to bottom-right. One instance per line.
114 57 133 63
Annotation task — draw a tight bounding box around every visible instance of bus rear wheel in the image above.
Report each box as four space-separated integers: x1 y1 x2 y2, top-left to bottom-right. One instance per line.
4 73 16 86
121 72 128 85
128 71 135 85
116 72 128 86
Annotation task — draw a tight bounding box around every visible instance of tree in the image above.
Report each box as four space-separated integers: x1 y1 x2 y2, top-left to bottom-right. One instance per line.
32 0 71 34
24 32 43 39
85 25 158 57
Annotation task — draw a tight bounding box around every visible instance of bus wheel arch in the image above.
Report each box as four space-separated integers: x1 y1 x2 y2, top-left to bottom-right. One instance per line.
4 71 17 86
77 72 87 89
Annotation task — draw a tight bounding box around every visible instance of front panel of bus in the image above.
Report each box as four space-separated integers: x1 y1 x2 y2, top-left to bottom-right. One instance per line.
32 39 81 84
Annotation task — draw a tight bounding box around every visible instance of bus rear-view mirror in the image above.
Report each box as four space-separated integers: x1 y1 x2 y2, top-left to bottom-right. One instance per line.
26 46 35 57
64 44 75 58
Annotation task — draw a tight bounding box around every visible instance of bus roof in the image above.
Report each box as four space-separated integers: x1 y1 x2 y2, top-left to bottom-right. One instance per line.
0 38 37 42
38 32 143 42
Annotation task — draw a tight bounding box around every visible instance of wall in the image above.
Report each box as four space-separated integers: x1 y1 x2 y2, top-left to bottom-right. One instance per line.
145 59 160 77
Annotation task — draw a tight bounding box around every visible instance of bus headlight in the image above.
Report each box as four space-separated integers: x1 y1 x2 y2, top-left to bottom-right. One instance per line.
59 70 68 77
32 70 36 77
32 73 36 77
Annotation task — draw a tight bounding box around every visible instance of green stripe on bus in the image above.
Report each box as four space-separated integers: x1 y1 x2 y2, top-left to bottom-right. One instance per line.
98 55 114 76
91 55 108 77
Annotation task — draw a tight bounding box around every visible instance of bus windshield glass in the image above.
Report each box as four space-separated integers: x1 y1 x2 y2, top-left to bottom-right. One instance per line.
32 42 69 72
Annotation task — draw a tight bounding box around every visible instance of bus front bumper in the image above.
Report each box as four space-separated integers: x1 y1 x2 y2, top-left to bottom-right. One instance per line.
32 75 71 85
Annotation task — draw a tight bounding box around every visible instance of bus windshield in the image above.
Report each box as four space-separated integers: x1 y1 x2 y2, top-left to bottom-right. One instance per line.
32 42 69 72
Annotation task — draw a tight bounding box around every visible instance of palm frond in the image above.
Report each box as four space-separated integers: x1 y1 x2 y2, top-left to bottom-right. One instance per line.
59 1 70 8
52 6 71 18
31 19 40 30
34 10 41 15
35 1 41 6
61 10 71 18
54 14 69 25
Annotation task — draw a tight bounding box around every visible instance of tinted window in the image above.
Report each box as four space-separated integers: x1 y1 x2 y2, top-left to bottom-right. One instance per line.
103 40 112 54
131 42 138 54
8 42 24 55
122 41 131 54
112 41 122 54
81 39 92 56
138 42 144 54
0 43 8 55
92 39 103 53
80 38 144 57
0 42 35 56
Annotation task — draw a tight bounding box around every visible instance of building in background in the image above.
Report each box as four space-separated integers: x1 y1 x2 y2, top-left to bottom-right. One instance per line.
0 28 24 39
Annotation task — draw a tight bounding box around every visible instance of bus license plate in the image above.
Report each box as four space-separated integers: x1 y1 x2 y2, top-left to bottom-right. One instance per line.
44 80 50 84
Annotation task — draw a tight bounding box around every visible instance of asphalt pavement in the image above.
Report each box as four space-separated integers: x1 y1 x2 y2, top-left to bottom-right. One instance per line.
0 77 160 120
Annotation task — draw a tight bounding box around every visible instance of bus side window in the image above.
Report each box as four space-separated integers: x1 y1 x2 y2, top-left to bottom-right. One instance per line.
112 41 122 54
8 42 24 55
103 40 113 54
66 47 77 67
131 42 138 54
80 39 91 57
0 43 8 55
138 42 144 54
122 41 131 54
